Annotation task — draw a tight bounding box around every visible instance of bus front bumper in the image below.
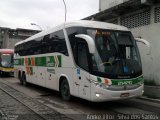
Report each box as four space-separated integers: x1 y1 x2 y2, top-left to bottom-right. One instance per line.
0 68 14 72
91 84 144 102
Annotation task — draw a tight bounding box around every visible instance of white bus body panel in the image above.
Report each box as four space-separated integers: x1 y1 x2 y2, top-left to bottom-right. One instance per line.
72 68 91 100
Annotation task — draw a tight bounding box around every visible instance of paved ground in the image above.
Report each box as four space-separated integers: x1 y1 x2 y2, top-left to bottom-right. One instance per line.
0 78 72 120
0 76 160 120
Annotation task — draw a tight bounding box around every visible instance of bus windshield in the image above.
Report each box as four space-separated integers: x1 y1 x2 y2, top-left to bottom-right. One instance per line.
0 54 13 68
87 29 142 78
67 27 142 79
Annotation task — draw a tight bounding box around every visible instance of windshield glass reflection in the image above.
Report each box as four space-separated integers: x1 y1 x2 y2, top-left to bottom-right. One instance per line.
87 29 142 78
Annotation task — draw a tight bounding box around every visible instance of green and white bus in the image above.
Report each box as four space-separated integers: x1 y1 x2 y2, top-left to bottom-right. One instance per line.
14 20 147 102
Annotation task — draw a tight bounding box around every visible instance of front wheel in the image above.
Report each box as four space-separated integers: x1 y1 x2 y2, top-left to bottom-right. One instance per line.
60 79 71 101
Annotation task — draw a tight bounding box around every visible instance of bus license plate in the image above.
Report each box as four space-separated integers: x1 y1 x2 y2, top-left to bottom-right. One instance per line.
120 93 129 97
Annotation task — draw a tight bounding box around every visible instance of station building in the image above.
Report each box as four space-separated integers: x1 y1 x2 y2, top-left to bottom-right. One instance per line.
85 0 160 85
0 27 40 49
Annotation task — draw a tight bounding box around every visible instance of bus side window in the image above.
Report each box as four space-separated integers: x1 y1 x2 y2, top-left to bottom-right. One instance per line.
77 42 89 71
49 30 69 56
67 32 77 60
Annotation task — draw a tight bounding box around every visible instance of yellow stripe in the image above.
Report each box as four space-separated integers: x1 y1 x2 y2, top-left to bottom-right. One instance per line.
0 67 14 72
0 67 3 71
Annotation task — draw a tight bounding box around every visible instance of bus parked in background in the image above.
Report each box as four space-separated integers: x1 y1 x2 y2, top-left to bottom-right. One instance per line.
0 49 14 76
14 20 148 102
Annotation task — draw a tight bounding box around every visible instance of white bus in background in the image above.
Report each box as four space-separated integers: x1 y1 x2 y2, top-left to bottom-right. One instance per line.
14 20 148 102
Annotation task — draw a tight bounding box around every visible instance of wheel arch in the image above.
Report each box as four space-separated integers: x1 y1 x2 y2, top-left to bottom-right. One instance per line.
18 70 22 80
59 74 70 92
22 71 25 76
18 70 25 80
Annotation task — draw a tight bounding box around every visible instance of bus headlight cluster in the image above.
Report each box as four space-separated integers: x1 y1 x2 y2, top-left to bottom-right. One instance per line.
97 83 109 89
91 80 108 89
96 93 100 97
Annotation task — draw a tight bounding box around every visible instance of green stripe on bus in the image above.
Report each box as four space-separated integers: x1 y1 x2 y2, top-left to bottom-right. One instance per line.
22 58 24 65
28 58 31 66
57 55 62 67
97 76 143 85
111 76 143 85
35 57 46 66
14 55 62 67
46 56 55 67
14 58 24 65
97 77 102 83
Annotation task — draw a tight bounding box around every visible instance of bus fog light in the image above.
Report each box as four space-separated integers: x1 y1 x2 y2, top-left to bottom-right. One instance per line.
96 93 100 97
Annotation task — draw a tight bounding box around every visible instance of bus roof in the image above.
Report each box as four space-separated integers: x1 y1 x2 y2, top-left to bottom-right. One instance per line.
15 20 129 46
0 49 14 54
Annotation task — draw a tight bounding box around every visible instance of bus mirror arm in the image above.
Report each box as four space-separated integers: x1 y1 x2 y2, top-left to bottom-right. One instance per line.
75 34 96 54
135 38 151 55
135 38 150 48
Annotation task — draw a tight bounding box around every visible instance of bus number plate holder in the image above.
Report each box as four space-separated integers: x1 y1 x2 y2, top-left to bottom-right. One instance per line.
120 93 129 97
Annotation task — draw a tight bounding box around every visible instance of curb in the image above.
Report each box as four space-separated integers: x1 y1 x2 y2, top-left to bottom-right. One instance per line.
138 96 160 104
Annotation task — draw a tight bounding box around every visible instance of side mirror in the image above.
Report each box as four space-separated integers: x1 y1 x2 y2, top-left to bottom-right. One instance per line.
135 38 151 55
75 34 96 54
135 38 150 47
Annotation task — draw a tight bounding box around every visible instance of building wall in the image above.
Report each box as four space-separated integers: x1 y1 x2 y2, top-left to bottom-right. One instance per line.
101 4 160 85
0 28 9 48
0 28 39 49
132 23 160 85
99 0 130 11
7 38 22 49
130 5 160 85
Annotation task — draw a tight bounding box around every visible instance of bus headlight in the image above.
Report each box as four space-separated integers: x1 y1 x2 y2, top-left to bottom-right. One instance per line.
98 83 109 89
91 80 108 89
96 93 100 97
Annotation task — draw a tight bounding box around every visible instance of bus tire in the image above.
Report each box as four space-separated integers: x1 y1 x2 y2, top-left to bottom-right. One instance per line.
0 71 2 76
60 79 71 101
20 76 23 85
21 73 27 86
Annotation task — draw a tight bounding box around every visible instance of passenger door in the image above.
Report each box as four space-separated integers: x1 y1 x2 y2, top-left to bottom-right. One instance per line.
73 41 91 100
